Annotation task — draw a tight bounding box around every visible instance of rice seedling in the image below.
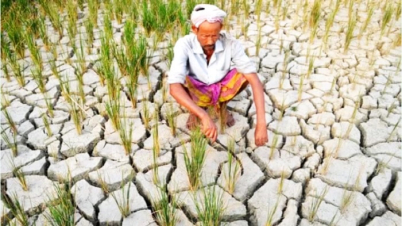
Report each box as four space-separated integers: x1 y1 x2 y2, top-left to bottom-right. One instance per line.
269 132 279 160
344 14 357 53
301 0 310 32
42 115 52 137
110 182 132 218
308 0 321 43
183 127 208 190
396 0 401 20
279 50 290 89
1 128 18 156
66 0 78 43
105 95 121 130
277 170 286 194
166 104 177 137
97 170 109 194
381 2 394 37
153 111 161 161
386 101 397 117
2 109 17 135
7 51 25 87
114 0 125 24
103 13 113 42
274 0 282 33
255 0 263 22
31 67 46 94
88 0 99 28
320 156 332 175
67 96 83 135
298 74 305 102
142 99 151 129
84 18 94 54
1 92 11 109
3 193 29 226
142 1 157 36
5 21 25 59
387 117 401 142
194 186 226 226
122 19 136 51
219 103 228 134
223 138 241 194
255 22 263 57
308 186 329 222
44 94 55 117
25 33 42 70
265 197 280 226
322 0 341 50
154 185 178 226
45 183 75 225
358 1 374 40
13 167 28 191
47 2 64 39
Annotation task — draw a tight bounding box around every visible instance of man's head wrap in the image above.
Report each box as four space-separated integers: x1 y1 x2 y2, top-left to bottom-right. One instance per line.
190 4 227 28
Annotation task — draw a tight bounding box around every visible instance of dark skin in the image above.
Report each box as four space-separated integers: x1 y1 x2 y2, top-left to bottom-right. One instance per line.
169 21 268 146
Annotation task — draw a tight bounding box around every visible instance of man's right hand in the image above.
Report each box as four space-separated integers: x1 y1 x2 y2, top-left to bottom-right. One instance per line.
200 113 217 143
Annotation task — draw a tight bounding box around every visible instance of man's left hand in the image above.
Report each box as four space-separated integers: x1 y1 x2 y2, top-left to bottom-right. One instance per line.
255 123 268 146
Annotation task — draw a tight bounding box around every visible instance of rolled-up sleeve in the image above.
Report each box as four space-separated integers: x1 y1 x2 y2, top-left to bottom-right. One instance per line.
167 38 189 84
231 40 256 74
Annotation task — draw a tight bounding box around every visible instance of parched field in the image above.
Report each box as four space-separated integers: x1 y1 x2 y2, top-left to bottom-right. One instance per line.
0 0 401 225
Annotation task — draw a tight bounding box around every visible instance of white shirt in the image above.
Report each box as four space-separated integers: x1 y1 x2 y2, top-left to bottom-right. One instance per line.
167 32 256 85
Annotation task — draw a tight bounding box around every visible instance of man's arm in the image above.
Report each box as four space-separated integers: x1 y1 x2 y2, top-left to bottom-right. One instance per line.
169 83 218 142
243 73 268 146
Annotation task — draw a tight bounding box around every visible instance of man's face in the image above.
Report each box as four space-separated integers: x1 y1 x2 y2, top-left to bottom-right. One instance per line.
192 22 222 52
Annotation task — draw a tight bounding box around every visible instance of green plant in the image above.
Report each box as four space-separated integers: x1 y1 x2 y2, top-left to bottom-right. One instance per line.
66 0 78 43
45 183 75 226
154 185 178 226
7 51 25 87
68 96 83 135
44 95 55 118
194 186 226 226
31 67 46 94
25 33 42 69
110 182 132 218
105 95 121 130
297 74 305 103
142 99 151 129
1 129 18 156
277 171 286 194
269 132 279 159
279 51 290 89
88 0 99 28
84 18 94 54
224 139 241 194
97 170 109 194
3 110 17 135
42 115 52 137
344 14 357 53
166 104 177 137
309 0 321 43
152 111 161 159
308 186 329 222
358 1 374 40
183 127 208 190
387 117 401 142
3 193 29 226
265 197 280 226
13 167 28 191
381 2 394 37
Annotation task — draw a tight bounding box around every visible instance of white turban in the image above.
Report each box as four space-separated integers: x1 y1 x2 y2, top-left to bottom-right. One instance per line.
190 4 227 28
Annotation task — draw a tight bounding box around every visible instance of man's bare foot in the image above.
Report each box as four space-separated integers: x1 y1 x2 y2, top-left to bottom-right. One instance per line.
186 113 200 130
226 110 235 127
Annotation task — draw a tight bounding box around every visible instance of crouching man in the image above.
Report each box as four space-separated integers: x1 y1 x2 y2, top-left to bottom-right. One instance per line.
168 4 268 146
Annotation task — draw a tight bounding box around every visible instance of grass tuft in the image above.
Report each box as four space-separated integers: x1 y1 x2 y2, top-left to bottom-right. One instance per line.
194 186 226 226
183 127 208 190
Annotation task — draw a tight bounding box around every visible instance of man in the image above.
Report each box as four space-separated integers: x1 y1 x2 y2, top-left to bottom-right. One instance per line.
168 4 268 146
